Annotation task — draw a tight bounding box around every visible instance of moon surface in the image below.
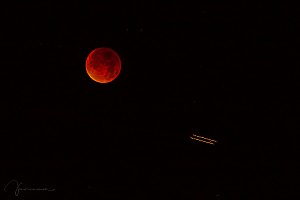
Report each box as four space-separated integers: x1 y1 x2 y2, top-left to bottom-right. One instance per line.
86 47 121 83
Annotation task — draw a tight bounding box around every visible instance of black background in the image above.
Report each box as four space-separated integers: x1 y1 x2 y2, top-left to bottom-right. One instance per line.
1 2 300 199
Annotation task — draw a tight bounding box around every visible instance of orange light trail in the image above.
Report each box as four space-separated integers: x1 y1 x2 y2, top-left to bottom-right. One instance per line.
190 136 215 145
190 134 218 145
192 134 217 143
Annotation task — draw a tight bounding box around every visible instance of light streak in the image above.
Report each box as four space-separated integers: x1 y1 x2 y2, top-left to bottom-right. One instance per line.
190 134 218 145
192 134 217 143
190 136 215 145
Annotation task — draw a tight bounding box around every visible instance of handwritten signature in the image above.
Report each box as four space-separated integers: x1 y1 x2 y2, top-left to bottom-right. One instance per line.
4 180 55 196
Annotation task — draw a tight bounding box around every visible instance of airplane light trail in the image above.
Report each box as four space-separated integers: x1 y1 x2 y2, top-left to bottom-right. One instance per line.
190 136 215 145
190 134 218 145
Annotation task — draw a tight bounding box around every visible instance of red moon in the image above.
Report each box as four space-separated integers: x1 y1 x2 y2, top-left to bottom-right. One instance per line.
86 47 121 83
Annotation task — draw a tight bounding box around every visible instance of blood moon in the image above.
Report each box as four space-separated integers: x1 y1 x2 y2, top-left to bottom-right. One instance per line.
86 47 121 83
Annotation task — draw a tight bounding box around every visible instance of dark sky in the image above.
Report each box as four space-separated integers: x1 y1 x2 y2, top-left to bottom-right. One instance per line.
1 2 300 199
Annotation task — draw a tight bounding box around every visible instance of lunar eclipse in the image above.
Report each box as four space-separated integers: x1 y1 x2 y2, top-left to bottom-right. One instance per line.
86 47 121 83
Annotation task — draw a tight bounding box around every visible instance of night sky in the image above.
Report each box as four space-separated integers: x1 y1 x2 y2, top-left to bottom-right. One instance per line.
1 2 300 199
